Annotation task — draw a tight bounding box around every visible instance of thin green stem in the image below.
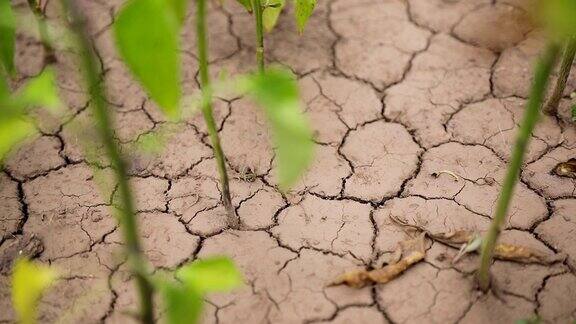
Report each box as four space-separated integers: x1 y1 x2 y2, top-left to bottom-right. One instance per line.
252 0 265 73
26 0 55 65
196 0 238 229
544 36 576 116
61 1 154 322
477 42 560 292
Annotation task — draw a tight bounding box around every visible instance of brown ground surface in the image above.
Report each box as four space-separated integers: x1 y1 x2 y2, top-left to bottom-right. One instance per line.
1 0 576 323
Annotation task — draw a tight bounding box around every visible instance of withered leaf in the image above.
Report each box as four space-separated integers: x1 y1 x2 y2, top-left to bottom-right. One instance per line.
553 158 576 179
493 244 565 265
332 234 426 288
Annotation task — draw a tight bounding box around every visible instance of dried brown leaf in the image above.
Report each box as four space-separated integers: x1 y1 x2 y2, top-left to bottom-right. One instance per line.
332 234 426 288
493 244 566 264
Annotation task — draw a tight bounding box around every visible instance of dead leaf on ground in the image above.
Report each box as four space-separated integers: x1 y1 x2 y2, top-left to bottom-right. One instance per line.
331 233 426 288
553 158 576 179
390 215 565 265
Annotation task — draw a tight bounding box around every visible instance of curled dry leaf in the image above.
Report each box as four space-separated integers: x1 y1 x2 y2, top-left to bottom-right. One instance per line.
331 234 426 288
493 244 565 265
553 158 576 178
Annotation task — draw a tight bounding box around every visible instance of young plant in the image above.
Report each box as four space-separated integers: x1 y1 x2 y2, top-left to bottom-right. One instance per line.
477 43 560 291
61 1 155 321
196 0 237 227
114 0 238 228
477 0 576 292
235 0 318 71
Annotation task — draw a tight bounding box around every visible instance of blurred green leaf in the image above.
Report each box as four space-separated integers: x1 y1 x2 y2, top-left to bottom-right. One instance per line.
0 116 36 162
263 0 285 32
161 281 203 324
235 0 252 12
177 257 242 293
294 0 316 33
515 316 542 324
0 0 15 76
13 68 61 112
12 258 58 324
241 67 314 191
571 104 576 122
114 0 182 119
168 0 188 25
538 0 576 39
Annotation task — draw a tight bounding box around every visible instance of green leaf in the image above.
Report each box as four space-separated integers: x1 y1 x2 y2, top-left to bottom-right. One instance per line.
114 0 182 119
571 104 576 122
12 258 58 324
168 0 188 25
0 116 36 162
177 257 242 293
235 0 252 12
0 0 16 75
13 68 62 112
263 0 285 32
161 281 203 324
538 0 576 39
294 0 316 33
241 68 314 191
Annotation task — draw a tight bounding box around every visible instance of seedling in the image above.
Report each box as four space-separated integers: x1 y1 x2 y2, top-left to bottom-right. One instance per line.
59 2 244 323
196 0 237 227
235 0 318 71
0 0 15 76
476 44 560 291
477 0 576 291
62 0 156 321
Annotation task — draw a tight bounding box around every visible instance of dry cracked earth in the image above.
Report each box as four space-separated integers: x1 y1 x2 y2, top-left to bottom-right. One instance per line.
1 0 576 323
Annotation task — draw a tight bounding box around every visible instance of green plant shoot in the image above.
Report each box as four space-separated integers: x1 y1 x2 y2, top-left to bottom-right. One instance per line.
235 0 317 71
12 258 58 324
477 43 560 291
114 0 186 119
0 0 15 75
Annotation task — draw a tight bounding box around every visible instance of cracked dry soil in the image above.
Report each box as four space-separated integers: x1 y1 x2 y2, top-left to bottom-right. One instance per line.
1 0 576 323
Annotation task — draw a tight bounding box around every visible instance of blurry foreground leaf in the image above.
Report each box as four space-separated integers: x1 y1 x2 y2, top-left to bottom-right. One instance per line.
13 68 61 112
0 117 35 162
537 0 576 39
177 257 242 293
12 258 57 324
294 0 316 33
114 0 182 118
0 0 16 75
263 0 285 32
332 234 426 288
516 315 542 324
161 257 241 324
162 282 203 324
240 67 314 191
571 104 576 122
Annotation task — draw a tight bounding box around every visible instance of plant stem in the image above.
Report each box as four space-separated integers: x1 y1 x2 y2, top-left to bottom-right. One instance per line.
196 0 238 229
543 36 576 116
26 0 55 65
61 1 154 322
477 42 560 292
252 0 265 73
